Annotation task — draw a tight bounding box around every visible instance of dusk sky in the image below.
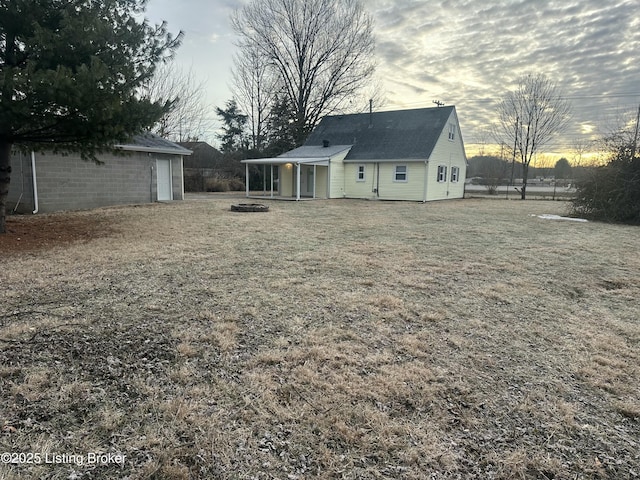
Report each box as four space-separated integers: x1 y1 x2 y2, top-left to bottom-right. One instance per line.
143 0 640 160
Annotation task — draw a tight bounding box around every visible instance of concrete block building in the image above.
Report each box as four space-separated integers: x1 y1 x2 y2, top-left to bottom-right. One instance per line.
7 134 191 214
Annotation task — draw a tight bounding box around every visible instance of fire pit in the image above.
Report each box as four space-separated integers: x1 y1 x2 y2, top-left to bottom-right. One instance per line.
230 203 269 212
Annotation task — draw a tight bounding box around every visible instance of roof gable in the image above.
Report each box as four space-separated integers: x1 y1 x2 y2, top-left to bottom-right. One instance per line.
304 106 455 160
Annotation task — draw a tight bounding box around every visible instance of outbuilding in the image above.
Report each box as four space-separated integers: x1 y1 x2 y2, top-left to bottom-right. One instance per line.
7 133 191 214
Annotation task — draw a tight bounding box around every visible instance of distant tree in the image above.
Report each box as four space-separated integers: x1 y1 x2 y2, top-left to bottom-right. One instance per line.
142 62 212 142
263 95 297 156
231 45 278 151
554 158 572 179
215 100 248 154
231 0 375 145
0 0 182 233
496 74 571 199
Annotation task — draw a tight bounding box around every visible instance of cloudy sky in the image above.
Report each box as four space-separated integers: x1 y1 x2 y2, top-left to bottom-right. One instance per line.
143 0 640 159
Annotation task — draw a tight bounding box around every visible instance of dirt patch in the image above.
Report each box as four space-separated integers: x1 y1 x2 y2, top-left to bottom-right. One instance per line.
0 211 116 253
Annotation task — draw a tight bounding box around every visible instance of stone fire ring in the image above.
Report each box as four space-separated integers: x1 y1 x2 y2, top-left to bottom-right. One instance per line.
230 203 270 212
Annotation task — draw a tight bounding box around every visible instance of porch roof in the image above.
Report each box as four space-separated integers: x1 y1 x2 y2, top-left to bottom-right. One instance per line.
241 157 330 166
242 144 352 167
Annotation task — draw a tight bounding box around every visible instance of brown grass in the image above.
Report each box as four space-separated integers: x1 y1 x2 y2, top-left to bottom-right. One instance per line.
1 198 639 479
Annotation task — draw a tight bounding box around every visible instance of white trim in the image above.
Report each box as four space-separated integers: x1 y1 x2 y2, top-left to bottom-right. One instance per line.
179 156 185 200
270 164 274 198
242 157 329 166
31 151 39 214
245 163 249 197
423 160 428 203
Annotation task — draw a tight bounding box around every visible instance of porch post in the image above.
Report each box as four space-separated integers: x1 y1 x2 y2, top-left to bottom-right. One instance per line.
270 164 274 198
313 164 317 199
245 163 249 197
263 164 266 195
296 163 301 201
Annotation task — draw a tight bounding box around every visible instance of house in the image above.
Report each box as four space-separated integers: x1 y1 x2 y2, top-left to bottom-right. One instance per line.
177 141 222 171
7 133 191 214
241 106 467 201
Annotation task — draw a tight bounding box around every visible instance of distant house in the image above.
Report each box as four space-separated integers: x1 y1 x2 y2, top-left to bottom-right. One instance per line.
242 106 467 201
8 133 191 214
178 141 222 171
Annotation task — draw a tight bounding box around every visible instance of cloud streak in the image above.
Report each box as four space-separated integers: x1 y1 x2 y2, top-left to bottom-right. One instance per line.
369 0 640 152
144 0 639 154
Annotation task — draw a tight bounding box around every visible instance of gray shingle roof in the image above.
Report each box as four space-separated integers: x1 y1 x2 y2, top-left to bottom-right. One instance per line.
279 144 352 159
117 133 192 155
304 106 455 161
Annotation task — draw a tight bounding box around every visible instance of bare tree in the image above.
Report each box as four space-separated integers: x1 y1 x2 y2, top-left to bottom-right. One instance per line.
231 46 278 151
142 62 212 142
496 74 571 199
231 0 375 145
570 137 595 167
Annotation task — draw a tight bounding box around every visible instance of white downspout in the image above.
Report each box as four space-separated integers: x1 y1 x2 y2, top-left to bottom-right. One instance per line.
31 151 39 214
296 163 301 201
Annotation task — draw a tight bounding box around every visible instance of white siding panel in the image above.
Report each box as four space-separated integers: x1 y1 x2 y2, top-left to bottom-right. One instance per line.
426 110 467 201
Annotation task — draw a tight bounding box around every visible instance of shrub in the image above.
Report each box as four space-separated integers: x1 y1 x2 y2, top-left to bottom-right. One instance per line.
204 176 246 192
227 177 246 191
572 155 640 224
205 177 230 192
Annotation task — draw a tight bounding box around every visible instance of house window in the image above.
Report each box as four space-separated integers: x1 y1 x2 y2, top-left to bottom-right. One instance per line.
437 165 447 182
357 165 366 182
448 123 456 141
451 166 460 183
394 165 407 182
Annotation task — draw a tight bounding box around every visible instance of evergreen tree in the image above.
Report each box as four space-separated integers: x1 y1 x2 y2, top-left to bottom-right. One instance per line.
554 158 572 179
264 96 296 157
215 99 248 154
0 0 182 233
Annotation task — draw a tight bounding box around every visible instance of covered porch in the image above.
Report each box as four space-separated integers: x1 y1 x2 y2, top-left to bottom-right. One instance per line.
241 157 329 201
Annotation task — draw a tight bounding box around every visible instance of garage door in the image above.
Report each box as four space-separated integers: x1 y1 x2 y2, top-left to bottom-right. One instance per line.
156 159 172 201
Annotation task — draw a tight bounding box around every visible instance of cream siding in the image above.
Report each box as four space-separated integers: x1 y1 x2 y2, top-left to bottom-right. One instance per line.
425 110 467 201
315 166 328 198
328 151 349 198
376 162 427 201
279 163 294 197
343 163 377 199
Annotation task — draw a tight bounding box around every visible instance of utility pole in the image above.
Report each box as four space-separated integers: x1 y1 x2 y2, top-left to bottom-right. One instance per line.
632 104 640 159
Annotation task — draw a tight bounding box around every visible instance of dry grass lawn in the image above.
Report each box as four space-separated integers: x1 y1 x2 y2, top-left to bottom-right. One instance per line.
1 197 638 479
